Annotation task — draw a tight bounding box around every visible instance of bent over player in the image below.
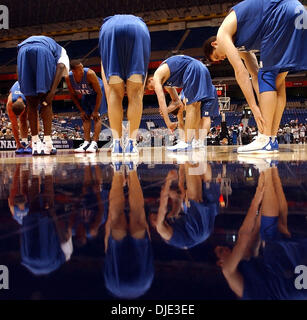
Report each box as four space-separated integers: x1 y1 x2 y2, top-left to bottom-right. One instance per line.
65 61 107 153
6 81 31 154
99 14 151 157
146 55 219 152
203 0 307 153
17 35 70 155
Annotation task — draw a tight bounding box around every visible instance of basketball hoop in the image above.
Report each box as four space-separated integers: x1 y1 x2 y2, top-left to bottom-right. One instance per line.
219 97 231 111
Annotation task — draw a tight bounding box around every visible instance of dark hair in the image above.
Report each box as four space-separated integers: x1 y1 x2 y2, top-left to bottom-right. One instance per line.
203 36 217 62
70 60 83 70
12 100 25 116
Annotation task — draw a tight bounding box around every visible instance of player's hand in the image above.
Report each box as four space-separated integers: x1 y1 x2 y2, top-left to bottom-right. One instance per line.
168 100 183 113
80 111 89 121
167 122 178 133
253 106 265 134
91 111 100 121
166 169 178 181
43 91 55 106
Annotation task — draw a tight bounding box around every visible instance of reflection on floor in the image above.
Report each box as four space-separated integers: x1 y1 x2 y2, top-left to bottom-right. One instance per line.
0 145 307 300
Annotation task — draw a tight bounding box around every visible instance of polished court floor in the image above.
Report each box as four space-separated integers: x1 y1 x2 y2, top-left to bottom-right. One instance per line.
0 145 307 300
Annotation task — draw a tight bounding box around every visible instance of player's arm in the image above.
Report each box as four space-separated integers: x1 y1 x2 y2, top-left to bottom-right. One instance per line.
155 171 178 240
87 69 103 121
165 87 183 111
6 93 22 148
43 63 66 106
217 11 264 132
153 65 177 132
239 51 260 102
65 75 87 121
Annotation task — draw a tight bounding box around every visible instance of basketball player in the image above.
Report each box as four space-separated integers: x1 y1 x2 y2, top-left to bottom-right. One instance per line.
146 55 219 152
203 0 307 153
65 62 107 153
99 15 151 157
150 165 219 249
215 167 307 299
6 81 31 154
104 162 154 298
17 35 70 155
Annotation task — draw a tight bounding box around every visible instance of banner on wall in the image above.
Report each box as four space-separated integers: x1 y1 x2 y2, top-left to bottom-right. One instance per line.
0 139 73 150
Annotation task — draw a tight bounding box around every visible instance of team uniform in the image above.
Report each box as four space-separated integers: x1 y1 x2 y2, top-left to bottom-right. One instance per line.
163 55 219 151
20 213 67 276
17 36 69 96
8 82 32 154
165 181 220 249
99 14 151 83
238 217 307 300
104 232 154 299
99 14 151 156
69 68 107 116
10 81 26 104
233 0 307 93
233 0 307 153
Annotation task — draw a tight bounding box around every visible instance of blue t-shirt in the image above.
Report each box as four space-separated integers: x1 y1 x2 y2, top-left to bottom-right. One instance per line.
18 35 62 62
69 68 103 96
10 81 26 103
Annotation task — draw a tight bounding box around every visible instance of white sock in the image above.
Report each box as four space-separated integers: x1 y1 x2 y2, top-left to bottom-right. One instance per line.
271 136 276 143
32 135 39 143
22 138 28 143
44 135 52 143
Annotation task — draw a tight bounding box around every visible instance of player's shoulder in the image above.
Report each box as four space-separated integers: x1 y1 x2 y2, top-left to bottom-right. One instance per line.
86 68 97 79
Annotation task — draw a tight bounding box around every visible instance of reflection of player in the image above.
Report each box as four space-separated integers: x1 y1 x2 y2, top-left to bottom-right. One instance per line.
150 164 220 249
146 55 218 152
104 162 154 298
215 168 307 299
6 81 31 154
8 164 29 225
65 62 108 153
9 162 73 275
69 164 108 246
17 35 70 155
99 14 151 157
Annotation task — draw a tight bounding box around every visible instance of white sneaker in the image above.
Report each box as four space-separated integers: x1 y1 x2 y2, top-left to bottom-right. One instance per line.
32 140 43 155
238 155 273 172
86 141 98 153
166 140 192 152
237 134 273 154
74 141 90 153
42 142 56 155
197 139 205 148
192 139 199 149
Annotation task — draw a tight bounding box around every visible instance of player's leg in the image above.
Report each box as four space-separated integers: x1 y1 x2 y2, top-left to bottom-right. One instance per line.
238 70 279 153
271 72 288 151
193 106 201 148
40 97 56 155
128 169 148 239
108 167 127 241
26 96 41 155
125 75 144 156
184 162 203 203
185 102 199 144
